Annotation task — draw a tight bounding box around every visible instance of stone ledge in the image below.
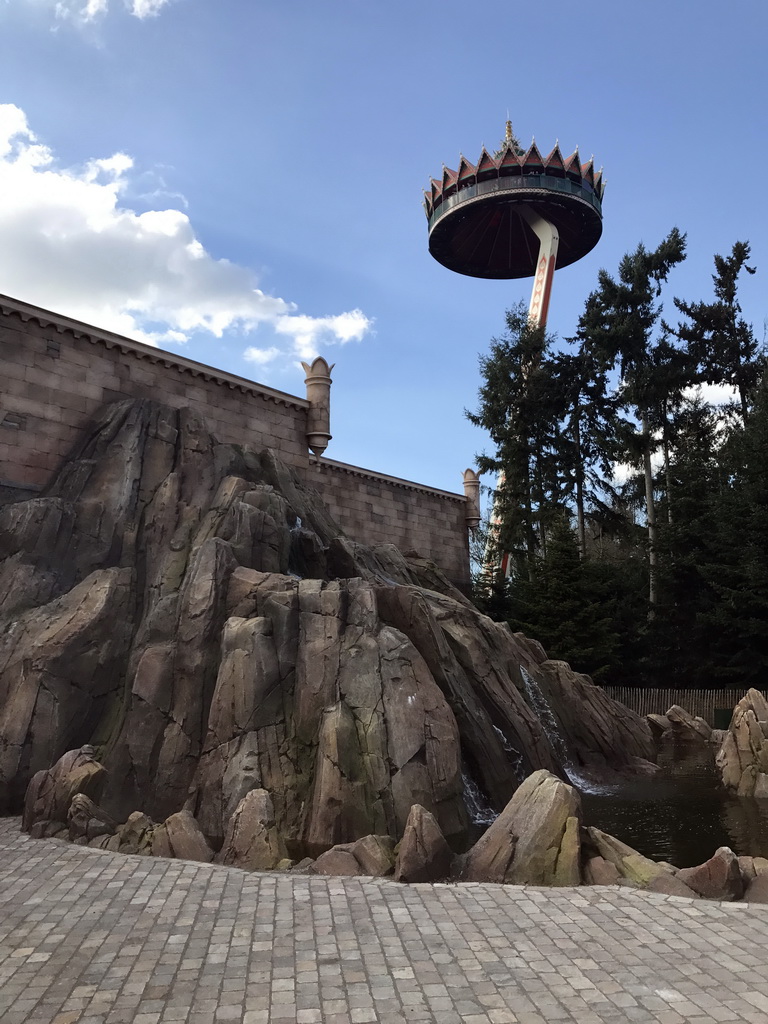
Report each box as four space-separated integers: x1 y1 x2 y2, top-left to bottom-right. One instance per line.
310 456 465 502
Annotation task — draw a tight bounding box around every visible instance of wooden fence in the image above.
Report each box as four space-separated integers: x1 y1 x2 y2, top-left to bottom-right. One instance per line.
600 687 767 728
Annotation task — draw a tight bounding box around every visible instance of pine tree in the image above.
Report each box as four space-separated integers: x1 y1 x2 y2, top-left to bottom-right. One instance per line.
506 514 634 682
703 377 768 683
466 303 563 578
648 395 722 684
557 294 622 557
579 228 688 612
674 241 762 424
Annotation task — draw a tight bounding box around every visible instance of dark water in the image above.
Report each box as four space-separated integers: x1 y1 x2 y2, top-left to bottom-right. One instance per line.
581 746 768 868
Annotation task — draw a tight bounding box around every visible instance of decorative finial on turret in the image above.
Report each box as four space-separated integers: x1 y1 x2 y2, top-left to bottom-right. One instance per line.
505 120 513 146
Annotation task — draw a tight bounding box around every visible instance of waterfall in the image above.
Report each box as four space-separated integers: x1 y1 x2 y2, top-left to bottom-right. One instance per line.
520 665 612 795
461 769 497 827
521 665 569 764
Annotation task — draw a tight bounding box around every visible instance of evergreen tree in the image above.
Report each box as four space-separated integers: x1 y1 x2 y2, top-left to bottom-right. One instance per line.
579 228 688 612
466 303 563 578
702 377 768 683
674 241 762 423
648 328 697 527
648 395 722 684
506 515 639 682
557 294 622 557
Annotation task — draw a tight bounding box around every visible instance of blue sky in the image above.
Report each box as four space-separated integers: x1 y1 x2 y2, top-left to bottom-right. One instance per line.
0 0 765 494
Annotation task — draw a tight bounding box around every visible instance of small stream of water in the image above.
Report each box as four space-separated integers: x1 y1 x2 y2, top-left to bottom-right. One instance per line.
520 666 608 795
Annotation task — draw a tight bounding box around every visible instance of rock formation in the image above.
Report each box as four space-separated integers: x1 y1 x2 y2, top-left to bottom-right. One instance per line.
1 398 657 859
19 744 763 902
152 810 214 863
665 705 712 744
582 827 669 887
461 770 581 885
716 689 768 797
677 847 744 901
394 804 453 883
513 657 657 785
22 745 106 834
312 835 395 877
216 789 289 871
67 793 118 843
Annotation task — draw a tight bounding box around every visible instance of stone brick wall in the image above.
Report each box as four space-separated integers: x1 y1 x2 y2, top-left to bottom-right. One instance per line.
0 298 310 504
308 457 470 583
0 295 471 586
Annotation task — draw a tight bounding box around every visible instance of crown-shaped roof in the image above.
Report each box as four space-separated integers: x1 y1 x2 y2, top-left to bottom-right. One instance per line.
424 124 605 221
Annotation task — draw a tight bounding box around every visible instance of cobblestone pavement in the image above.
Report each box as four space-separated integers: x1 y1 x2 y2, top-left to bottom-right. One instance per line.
4 818 768 1024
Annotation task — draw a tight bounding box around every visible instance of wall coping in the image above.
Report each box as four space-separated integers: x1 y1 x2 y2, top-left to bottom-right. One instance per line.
0 293 309 411
310 455 465 502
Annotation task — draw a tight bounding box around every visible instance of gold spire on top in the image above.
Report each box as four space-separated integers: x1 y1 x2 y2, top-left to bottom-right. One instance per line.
495 119 523 159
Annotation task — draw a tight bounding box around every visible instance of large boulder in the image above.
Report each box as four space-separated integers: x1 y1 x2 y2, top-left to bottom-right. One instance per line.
152 810 213 864
22 746 107 832
583 855 623 886
584 827 667 886
352 834 396 876
666 705 712 743
646 714 671 744
646 873 699 898
312 846 361 876
462 770 581 885
216 789 288 871
311 835 395 877
67 793 118 842
716 689 768 796
115 812 155 855
394 804 453 883
744 874 768 904
677 847 744 901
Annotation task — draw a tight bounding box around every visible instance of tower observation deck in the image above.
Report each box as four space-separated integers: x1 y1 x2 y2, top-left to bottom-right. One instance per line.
425 122 605 573
424 122 604 284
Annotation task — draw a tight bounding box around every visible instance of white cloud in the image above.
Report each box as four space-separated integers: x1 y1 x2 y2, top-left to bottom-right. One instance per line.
129 0 170 17
274 309 373 360
243 346 281 366
32 0 171 22
0 104 372 361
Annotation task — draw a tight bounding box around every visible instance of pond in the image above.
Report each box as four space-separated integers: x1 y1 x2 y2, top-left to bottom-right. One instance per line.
580 743 768 868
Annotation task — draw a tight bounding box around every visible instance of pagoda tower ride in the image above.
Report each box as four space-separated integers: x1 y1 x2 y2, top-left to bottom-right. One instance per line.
425 122 605 574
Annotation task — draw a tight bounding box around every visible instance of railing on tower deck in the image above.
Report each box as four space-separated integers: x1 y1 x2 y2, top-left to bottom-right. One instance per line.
428 173 603 228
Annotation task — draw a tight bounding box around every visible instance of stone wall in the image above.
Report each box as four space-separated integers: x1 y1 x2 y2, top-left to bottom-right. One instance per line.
309 457 469 579
0 294 471 586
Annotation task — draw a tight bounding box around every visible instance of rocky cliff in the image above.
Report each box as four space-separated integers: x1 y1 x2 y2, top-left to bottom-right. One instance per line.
0 399 655 855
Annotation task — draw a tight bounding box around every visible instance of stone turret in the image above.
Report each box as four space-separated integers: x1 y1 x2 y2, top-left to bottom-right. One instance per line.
463 468 481 530
302 357 334 456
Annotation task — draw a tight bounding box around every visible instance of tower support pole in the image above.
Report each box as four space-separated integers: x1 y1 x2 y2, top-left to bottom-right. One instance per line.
485 209 559 578
519 209 559 330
